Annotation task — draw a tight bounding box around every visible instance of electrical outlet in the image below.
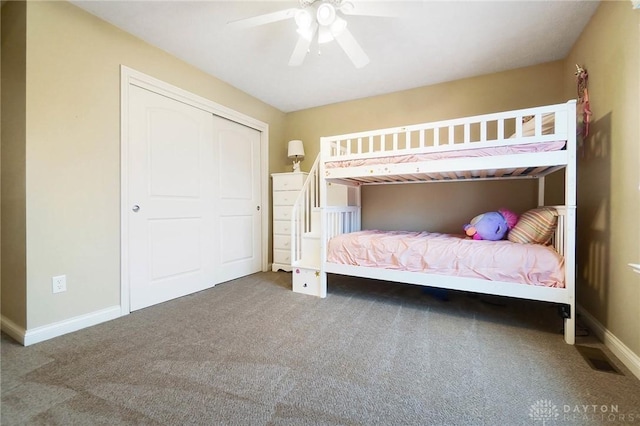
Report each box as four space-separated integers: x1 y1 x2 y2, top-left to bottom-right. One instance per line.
52 275 67 293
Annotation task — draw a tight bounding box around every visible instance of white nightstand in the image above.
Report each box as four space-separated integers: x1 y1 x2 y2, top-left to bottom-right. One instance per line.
272 172 308 272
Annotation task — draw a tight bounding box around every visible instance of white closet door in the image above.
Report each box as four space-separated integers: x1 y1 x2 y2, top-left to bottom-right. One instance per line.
128 85 217 311
127 85 263 311
213 115 262 282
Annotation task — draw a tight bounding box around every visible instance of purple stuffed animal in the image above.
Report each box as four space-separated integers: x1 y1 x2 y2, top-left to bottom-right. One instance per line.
464 209 519 241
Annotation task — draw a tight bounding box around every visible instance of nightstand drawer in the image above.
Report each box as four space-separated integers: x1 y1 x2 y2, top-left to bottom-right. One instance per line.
273 206 293 220
274 235 291 250
272 173 306 191
273 249 291 264
273 190 299 206
273 220 291 235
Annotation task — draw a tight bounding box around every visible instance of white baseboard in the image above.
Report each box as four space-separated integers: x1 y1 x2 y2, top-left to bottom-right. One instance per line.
577 304 640 380
1 305 123 346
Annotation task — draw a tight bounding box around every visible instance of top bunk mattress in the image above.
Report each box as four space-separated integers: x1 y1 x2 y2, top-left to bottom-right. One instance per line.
327 230 565 288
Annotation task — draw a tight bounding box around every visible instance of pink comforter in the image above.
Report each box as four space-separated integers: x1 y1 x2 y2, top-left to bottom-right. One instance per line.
327 230 565 287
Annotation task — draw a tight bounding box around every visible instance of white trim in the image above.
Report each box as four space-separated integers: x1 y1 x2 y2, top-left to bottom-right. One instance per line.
120 69 132 316
2 306 121 346
577 304 640 380
120 66 270 315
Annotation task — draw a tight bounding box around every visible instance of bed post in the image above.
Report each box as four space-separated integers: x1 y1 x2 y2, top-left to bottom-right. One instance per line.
319 137 329 298
564 99 577 344
537 176 545 206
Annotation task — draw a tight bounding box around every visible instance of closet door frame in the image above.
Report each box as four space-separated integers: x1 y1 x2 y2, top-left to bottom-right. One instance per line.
120 65 269 316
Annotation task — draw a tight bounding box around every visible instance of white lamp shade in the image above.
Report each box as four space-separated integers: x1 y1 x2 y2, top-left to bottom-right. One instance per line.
288 140 305 159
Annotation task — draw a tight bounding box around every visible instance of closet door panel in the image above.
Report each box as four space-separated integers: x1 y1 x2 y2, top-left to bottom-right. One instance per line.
213 115 262 282
128 85 216 311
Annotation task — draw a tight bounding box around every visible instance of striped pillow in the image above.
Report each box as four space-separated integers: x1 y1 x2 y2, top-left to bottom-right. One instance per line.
508 207 558 244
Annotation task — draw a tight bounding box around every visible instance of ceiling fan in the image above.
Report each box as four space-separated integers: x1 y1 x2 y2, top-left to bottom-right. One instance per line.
228 0 403 69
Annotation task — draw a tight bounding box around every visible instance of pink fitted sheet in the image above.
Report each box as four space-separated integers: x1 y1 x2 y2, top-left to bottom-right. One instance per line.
325 140 566 169
327 230 565 288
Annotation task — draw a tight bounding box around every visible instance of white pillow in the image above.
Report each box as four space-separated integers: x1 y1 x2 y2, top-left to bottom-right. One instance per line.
509 113 555 138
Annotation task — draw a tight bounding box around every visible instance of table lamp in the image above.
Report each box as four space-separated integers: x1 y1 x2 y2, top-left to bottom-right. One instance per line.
288 139 305 172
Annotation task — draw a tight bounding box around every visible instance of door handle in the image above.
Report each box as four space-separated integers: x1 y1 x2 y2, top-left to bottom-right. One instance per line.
256 206 260 211
132 205 140 212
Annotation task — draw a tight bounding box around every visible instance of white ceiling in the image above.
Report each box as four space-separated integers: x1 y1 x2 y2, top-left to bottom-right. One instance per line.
72 0 600 112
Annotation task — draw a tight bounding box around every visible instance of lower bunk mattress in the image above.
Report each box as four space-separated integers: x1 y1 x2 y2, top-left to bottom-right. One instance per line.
326 230 565 288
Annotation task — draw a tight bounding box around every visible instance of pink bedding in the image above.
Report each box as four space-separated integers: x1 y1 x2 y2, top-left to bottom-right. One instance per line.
327 230 565 287
325 140 566 169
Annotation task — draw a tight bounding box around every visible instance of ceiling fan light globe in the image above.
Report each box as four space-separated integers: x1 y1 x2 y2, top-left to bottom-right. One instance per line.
316 3 336 26
294 9 313 29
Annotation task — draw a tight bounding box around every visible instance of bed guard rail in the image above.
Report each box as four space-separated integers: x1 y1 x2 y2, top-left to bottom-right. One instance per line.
324 206 361 242
322 100 576 161
550 205 574 257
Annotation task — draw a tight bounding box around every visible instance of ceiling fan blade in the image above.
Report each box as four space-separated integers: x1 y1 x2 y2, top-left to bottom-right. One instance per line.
227 8 298 29
334 27 370 68
289 24 318 66
339 1 413 18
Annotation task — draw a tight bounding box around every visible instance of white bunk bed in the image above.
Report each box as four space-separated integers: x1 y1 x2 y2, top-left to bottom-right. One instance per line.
291 100 577 344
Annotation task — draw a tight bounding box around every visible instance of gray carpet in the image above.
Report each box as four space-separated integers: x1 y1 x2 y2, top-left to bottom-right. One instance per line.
2 271 639 425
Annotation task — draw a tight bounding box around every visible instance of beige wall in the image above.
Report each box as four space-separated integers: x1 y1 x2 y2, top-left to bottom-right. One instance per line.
5 0 639 363
285 62 566 233
3 1 286 330
1 1 27 329
564 1 640 355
